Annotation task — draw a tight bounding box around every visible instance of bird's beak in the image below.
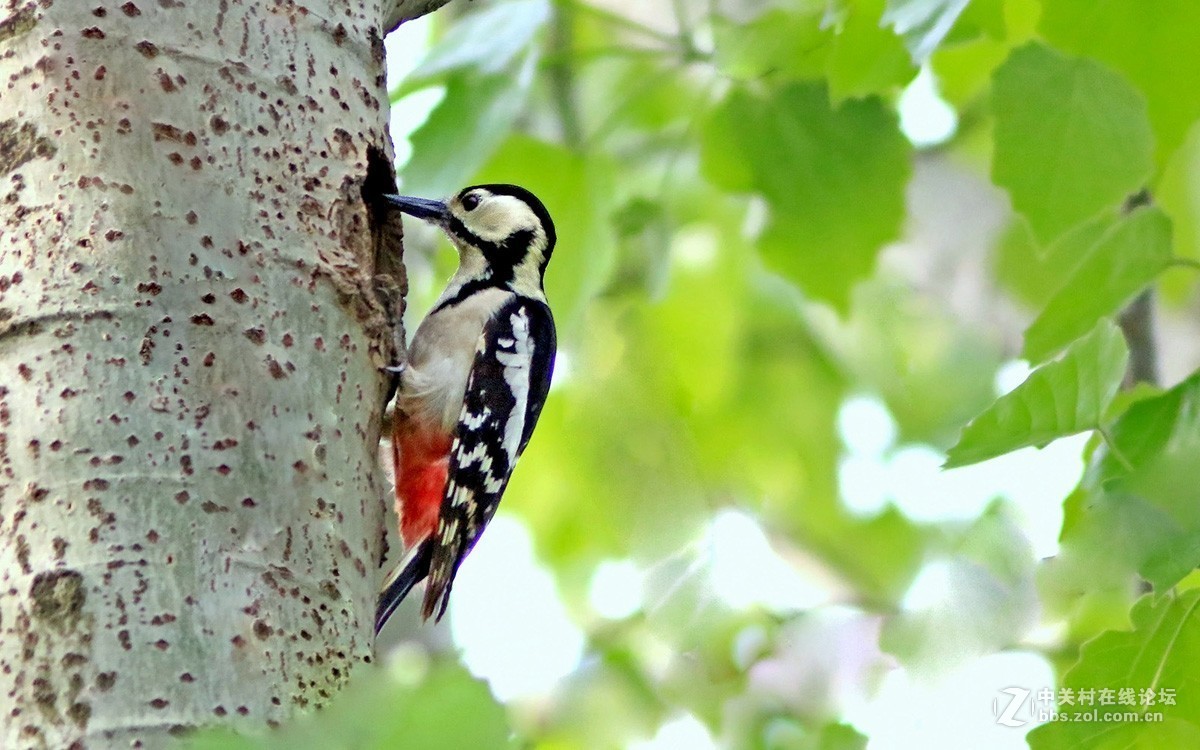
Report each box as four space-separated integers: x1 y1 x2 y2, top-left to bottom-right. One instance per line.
384 194 449 223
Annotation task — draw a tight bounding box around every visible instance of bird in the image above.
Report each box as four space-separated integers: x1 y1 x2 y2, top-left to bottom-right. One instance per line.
375 184 556 633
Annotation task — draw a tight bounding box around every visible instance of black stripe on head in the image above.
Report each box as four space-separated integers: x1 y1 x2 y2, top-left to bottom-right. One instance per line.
463 183 557 254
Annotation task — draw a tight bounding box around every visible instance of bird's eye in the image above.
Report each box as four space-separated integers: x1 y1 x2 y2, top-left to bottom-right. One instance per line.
461 193 481 211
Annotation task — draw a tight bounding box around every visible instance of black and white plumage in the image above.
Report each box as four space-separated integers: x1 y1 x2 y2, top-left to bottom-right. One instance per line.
376 184 556 632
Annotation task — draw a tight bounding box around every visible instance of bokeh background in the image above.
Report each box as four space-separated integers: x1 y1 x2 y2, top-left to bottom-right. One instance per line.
196 1 1200 748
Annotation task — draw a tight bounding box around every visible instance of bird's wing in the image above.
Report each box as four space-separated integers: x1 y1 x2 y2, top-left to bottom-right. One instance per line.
421 297 556 620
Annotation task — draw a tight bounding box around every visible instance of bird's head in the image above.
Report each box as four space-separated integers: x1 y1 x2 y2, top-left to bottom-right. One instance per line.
386 184 556 292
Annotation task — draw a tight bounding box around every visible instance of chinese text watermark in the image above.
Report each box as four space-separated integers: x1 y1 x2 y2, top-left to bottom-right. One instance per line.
993 686 1173 728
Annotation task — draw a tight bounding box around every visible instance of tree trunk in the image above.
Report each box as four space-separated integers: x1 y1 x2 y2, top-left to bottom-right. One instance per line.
0 1 407 747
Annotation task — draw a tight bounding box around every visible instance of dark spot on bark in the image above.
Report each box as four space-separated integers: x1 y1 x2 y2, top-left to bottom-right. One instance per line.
200 501 227 513
158 72 176 92
104 229 123 241
62 652 87 669
210 115 229 135
215 464 231 476
149 697 168 709
96 672 117 691
237 706 250 716
231 635 246 647
243 326 266 344
166 152 183 165
265 356 286 379
200 293 215 303
82 478 109 491
30 570 85 626
190 313 213 326
241 497 256 507
67 702 90 728
135 40 158 57
94 65 106 80
203 352 215 366
118 630 132 650
151 122 185 142
81 27 105 39
180 454 192 475
186 210 198 224
253 620 271 639
174 490 189 504
180 672 194 683
92 7 107 17
230 288 248 303
15 536 31 573
27 483 49 502
213 706 227 717
153 639 169 650
121 2 141 16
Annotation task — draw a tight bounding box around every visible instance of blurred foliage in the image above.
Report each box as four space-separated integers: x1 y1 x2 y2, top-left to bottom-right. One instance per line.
193 0 1200 747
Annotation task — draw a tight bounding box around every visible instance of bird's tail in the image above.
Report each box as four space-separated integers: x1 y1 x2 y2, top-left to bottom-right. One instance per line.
375 540 432 634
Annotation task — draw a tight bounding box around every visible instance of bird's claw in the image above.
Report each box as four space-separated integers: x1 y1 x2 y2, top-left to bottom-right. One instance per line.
381 363 406 375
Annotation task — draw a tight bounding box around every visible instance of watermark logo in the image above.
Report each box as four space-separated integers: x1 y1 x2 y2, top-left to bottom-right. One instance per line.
993 686 1174 727
993 687 1031 727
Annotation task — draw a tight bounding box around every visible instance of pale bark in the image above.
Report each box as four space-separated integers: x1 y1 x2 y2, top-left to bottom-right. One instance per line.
0 1 407 747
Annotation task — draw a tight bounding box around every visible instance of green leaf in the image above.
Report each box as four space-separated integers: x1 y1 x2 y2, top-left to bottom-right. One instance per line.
991 42 1154 244
827 0 918 101
993 213 1117 311
1097 372 1200 589
945 319 1128 468
1028 591 1200 749
373 663 512 750
883 506 1037 671
1040 0 1200 166
1023 206 1172 363
401 62 536 197
407 0 550 83
1158 123 1200 303
702 83 910 310
711 7 830 82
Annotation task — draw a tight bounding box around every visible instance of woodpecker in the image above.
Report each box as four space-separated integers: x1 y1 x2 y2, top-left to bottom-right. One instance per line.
376 184 556 632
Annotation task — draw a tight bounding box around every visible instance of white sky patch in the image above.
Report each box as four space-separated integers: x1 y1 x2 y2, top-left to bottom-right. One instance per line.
838 394 899 457
588 559 644 620
672 227 719 270
549 348 572 391
835 394 1086 557
846 651 1056 749
898 66 958 148
839 454 891 517
630 714 719 750
994 359 1032 396
449 515 584 702
885 435 1087 557
707 509 836 613
384 16 445 171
